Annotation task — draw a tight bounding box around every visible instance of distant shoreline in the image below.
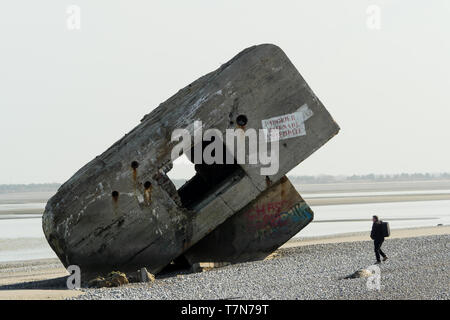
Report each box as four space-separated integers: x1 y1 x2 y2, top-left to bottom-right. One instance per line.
1 193 449 215
304 193 450 206
1 176 450 193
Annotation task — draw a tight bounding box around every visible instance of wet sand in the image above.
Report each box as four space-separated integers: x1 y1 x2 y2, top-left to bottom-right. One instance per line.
0 258 82 300
283 225 450 247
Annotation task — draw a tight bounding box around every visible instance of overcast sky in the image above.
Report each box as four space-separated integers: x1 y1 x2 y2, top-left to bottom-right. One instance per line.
0 1 449 184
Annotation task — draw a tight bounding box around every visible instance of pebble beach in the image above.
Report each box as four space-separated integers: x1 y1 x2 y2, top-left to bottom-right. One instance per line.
72 233 449 300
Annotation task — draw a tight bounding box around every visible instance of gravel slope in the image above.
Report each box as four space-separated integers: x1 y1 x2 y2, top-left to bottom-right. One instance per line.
74 234 449 300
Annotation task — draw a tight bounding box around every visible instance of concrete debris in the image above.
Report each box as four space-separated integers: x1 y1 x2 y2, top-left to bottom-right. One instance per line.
125 268 156 283
88 268 155 288
139 267 156 283
191 262 231 273
88 271 129 288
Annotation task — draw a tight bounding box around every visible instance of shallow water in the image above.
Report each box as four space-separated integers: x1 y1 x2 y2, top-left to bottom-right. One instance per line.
302 189 450 198
296 200 450 238
0 191 449 262
0 203 45 212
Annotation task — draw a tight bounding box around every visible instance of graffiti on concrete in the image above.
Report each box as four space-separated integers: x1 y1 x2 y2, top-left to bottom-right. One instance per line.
244 200 313 239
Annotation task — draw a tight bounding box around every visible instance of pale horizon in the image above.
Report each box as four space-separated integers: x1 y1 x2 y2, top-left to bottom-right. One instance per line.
1 1 449 184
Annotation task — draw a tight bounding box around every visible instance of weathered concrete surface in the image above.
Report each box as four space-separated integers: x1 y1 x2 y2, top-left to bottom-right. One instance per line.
183 176 313 264
42 44 339 275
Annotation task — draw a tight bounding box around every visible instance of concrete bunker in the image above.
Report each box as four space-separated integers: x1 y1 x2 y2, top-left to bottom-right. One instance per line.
42 44 340 275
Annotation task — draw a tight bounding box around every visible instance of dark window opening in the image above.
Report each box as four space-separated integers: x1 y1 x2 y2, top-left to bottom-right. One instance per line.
166 154 196 189
175 139 244 210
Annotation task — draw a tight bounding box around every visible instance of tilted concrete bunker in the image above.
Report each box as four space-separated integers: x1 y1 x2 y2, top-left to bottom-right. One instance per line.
42 44 339 275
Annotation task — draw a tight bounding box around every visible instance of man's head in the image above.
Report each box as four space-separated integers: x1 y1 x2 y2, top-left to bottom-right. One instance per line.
372 215 379 222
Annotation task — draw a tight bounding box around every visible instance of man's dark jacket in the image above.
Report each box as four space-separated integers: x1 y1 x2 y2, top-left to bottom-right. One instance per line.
371 221 385 241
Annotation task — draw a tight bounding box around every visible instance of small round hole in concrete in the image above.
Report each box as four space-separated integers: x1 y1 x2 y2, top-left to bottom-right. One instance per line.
144 181 152 190
131 161 139 169
236 115 248 126
111 191 119 199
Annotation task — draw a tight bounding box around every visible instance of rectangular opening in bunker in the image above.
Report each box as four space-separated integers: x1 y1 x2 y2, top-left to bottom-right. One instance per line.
166 153 196 189
167 139 244 210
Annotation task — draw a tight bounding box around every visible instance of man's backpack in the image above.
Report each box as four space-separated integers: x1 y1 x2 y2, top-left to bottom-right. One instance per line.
381 221 390 237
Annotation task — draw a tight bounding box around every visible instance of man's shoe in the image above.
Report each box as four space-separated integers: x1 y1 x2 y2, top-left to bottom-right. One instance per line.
374 261 381 265
382 256 388 261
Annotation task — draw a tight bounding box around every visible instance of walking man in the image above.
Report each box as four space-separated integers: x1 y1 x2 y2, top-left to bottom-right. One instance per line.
370 215 388 264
